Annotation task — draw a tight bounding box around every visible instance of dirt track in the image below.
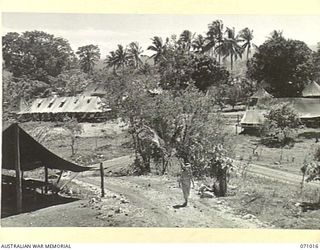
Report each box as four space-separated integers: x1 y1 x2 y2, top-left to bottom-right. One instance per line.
75 175 269 228
2 156 318 227
1 174 269 227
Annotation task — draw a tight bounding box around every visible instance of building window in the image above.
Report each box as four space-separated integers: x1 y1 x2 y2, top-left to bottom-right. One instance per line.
59 101 65 108
87 99 91 104
48 102 53 108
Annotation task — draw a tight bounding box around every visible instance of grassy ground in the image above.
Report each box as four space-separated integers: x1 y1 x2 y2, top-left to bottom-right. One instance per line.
224 173 320 229
221 112 320 176
232 132 319 175
19 121 133 166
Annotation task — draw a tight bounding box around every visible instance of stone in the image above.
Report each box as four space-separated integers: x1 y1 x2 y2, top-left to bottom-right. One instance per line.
201 191 215 198
120 198 130 204
242 214 256 220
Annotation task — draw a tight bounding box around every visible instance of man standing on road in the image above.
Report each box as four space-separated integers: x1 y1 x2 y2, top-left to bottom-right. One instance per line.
179 162 194 207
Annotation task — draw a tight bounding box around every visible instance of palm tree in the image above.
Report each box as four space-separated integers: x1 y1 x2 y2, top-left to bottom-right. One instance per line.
192 34 206 53
205 20 224 62
105 45 129 71
128 42 143 68
238 27 254 61
76 44 101 74
216 27 243 71
105 51 117 72
268 30 283 40
114 44 129 69
147 36 167 63
178 30 194 52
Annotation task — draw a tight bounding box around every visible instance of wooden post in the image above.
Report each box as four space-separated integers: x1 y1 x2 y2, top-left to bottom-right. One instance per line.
44 166 49 194
100 162 105 198
236 115 240 135
14 124 23 213
56 171 63 184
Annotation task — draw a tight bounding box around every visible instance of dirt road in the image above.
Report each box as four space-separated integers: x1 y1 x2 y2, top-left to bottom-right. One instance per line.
2 156 317 227
244 162 320 188
72 175 270 228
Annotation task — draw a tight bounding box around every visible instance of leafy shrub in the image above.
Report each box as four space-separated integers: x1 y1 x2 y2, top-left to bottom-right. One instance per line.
261 103 301 147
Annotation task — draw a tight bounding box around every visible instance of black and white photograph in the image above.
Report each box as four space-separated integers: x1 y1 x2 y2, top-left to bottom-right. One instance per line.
1 12 320 229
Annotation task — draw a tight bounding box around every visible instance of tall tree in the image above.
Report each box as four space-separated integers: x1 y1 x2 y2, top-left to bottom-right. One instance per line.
105 45 129 71
114 44 129 68
147 36 167 63
205 20 224 62
192 34 206 53
238 27 254 61
158 49 229 91
105 51 117 71
247 31 316 97
76 44 101 74
2 31 75 82
178 30 194 52
313 42 320 82
127 42 144 68
216 27 243 71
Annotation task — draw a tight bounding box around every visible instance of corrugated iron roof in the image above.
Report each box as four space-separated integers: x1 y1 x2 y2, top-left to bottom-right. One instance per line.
18 96 110 114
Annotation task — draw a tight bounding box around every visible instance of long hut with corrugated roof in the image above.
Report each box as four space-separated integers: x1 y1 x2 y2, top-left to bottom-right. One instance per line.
18 95 112 122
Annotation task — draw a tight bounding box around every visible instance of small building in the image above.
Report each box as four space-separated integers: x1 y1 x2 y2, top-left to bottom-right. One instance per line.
248 88 273 107
240 110 266 130
18 95 112 122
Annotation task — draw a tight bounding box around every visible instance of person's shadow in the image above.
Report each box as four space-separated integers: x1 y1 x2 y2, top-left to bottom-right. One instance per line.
173 202 187 209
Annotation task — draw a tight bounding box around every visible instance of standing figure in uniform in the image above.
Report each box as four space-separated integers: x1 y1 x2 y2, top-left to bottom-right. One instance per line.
179 162 194 207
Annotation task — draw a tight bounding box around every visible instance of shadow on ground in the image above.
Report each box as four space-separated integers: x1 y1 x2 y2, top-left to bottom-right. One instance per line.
300 202 320 212
1 175 79 218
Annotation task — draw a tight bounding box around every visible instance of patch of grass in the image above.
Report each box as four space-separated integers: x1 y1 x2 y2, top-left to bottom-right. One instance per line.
224 174 320 229
232 132 317 175
298 131 320 140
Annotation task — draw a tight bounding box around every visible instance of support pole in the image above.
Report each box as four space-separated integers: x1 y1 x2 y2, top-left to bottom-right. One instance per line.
100 162 105 198
56 171 63 185
44 166 49 194
14 124 22 213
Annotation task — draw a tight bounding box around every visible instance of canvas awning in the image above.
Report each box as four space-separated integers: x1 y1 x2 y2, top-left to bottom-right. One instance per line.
2 124 91 172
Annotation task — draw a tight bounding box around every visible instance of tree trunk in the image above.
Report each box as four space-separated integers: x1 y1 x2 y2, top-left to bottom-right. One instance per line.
230 55 233 71
214 167 227 197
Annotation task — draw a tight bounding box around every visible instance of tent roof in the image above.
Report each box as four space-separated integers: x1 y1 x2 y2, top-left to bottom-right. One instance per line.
83 83 108 96
276 98 320 119
302 81 320 97
18 96 110 115
250 88 273 99
2 124 91 172
240 110 265 125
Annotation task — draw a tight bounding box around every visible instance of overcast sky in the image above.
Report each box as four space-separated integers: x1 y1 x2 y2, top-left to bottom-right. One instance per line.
2 13 320 57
